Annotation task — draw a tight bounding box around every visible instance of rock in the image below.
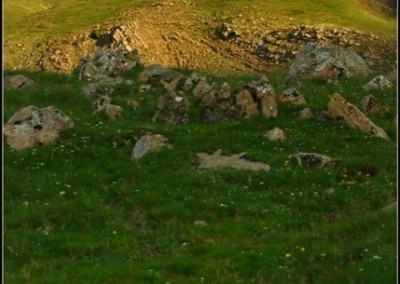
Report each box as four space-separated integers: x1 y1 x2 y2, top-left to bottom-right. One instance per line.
201 83 237 122
131 133 173 159
105 104 124 121
193 78 213 96
4 105 74 150
160 73 185 92
298 108 314 120
235 89 258 118
194 220 208 227
4 74 35 89
91 96 112 111
138 64 173 82
360 95 388 115
362 75 393 91
278 87 306 105
264 127 286 141
215 23 239 41
78 48 137 82
152 92 191 124
292 152 339 168
245 76 278 118
287 42 369 82
325 93 390 140
196 149 270 171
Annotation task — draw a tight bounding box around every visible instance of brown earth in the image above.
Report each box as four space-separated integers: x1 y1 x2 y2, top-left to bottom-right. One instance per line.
3 0 397 76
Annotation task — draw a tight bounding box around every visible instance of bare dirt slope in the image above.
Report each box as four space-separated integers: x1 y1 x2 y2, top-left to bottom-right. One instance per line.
4 0 397 75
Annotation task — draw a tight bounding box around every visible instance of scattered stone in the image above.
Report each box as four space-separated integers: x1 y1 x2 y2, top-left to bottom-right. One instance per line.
193 78 213 96
138 64 174 82
360 95 388 115
4 74 35 89
4 105 74 150
215 23 239 41
152 92 191 124
325 93 390 140
131 133 173 160
194 220 208 227
298 108 314 120
196 149 270 171
362 75 393 91
92 96 112 112
105 104 124 121
160 73 185 92
325 188 335 195
291 152 339 168
287 42 369 82
278 87 306 105
264 127 287 141
78 48 138 82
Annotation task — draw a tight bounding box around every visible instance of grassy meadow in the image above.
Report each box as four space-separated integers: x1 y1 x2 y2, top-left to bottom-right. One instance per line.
3 65 397 283
3 0 398 283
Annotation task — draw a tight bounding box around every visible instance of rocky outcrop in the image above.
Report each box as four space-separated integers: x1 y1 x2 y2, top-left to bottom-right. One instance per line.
131 133 173 160
4 105 74 150
324 93 390 140
287 42 369 82
4 75 35 89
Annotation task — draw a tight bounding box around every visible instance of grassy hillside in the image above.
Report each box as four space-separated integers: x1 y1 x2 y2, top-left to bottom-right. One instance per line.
3 65 397 283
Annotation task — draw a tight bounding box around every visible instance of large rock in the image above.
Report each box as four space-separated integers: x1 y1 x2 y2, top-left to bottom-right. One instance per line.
131 134 173 160
278 87 306 105
4 74 35 89
235 89 258 118
4 105 74 150
78 48 138 81
360 95 388 115
292 152 339 168
325 93 390 140
152 92 191 124
197 149 270 171
287 42 369 82
202 83 237 122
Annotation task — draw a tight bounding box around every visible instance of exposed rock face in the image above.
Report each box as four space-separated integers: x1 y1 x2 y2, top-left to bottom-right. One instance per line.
4 105 74 150
4 74 35 89
131 133 173 160
325 93 390 140
292 152 339 168
287 42 369 82
278 88 306 105
362 75 393 91
264 127 286 141
360 95 388 115
196 149 270 171
152 92 191 124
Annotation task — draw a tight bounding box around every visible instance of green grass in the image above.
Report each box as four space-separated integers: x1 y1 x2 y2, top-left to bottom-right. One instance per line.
4 65 397 283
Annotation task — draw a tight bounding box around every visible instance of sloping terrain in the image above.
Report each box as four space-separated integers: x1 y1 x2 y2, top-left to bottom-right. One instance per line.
3 0 397 75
